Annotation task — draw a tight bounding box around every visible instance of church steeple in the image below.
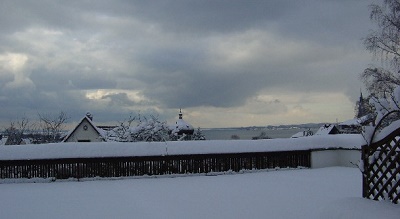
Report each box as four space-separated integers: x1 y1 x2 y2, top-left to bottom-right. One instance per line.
357 90 367 118
173 108 194 137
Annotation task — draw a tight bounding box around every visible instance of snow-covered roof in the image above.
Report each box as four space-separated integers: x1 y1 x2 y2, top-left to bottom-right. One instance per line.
173 118 193 130
340 118 360 126
291 131 308 138
340 114 373 126
170 109 194 135
291 129 314 138
315 124 339 135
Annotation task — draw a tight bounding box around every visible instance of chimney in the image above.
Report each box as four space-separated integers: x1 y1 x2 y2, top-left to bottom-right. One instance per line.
86 112 93 121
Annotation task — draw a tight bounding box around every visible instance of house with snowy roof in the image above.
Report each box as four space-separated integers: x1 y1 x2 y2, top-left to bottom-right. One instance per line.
338 114 374 134
64 110 196 142
291 129 314 138
315 124 340 135
63 113 106 142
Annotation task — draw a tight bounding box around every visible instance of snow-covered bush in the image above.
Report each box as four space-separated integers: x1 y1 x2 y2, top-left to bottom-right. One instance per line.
362 86 400 144
131 115 170 142
104 113 201 142
104 114 170 142
109 123 133 142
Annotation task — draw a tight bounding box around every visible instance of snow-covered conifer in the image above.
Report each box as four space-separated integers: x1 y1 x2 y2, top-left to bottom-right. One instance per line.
363 86 400 144
192 127 206 140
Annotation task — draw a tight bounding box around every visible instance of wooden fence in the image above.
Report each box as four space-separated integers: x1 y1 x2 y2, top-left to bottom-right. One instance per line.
362 125 400 204
0 150 310 180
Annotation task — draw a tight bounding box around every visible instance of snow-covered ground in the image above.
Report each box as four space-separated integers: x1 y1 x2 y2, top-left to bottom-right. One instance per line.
0 167 398 219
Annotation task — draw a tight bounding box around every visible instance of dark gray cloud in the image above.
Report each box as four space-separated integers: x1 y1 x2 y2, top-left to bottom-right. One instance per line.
0 0 376 126
128 1 290 33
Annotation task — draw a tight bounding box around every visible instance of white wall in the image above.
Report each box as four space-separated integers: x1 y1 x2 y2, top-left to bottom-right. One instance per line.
311 149 360 169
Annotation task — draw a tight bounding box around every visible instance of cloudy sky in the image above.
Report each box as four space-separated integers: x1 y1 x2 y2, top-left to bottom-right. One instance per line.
0 0 377 128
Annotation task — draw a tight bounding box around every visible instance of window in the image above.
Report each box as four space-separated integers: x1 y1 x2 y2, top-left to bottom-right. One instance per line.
78 140 91 142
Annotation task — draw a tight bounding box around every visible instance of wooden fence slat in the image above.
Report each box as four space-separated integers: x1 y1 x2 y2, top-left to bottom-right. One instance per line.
0 150 311 180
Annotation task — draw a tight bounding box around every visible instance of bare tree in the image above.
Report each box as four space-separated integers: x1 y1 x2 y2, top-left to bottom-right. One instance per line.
361 67 400 97
362 0 400 96
109 113 136 142
4 116 31 145
38 111 69 143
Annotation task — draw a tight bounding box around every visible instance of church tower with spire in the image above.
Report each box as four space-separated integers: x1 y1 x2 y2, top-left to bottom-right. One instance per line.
179 108 183 120
356 91 368 118
171 109 194 138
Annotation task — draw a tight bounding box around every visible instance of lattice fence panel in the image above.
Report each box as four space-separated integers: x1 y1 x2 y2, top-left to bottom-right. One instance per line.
363 130 400 204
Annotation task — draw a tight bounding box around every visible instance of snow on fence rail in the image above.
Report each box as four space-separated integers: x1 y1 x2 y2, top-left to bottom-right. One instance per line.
0 134 363 160
0 134 364 180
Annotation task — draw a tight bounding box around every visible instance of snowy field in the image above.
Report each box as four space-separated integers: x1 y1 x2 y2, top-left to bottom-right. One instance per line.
0 167 399 219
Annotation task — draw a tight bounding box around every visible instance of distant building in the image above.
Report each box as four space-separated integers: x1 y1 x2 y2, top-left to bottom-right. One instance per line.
315 124 340 135
65 111 197 142
63 112 106 142
356 91 369 118
291 129 314 138
338 114 374 134
338 92 374 134
170 109 194 139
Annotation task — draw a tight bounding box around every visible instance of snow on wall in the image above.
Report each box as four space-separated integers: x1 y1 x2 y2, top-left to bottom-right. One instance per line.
0 134 365 161
311 150 360 169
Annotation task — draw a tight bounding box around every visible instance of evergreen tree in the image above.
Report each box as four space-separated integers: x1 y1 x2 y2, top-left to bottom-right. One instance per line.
192 127 206 140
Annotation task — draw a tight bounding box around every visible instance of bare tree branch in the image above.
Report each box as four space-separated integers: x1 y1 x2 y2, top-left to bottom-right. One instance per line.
38 111 69 143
